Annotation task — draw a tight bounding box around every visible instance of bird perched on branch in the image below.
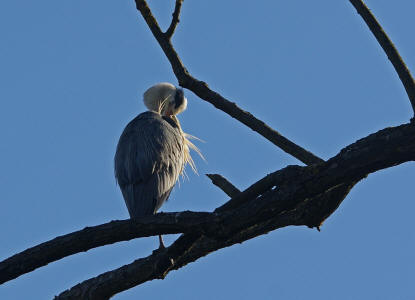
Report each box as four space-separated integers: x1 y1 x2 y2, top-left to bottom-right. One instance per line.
114 82 200 248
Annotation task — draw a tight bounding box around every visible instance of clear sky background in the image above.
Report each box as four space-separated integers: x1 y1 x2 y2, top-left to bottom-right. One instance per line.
1 1 414 299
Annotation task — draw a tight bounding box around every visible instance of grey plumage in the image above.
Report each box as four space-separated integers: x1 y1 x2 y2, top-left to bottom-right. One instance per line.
114 111 185 218
114 82 200 249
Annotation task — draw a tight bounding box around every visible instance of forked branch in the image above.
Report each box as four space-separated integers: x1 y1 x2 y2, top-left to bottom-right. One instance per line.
165 0 183 38
135 0 324 165
52 2 415 298
2 2 414 300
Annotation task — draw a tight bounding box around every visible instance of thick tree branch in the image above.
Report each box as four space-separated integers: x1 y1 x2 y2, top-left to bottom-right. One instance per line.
5 0 415 292
215 165 302 213
0 212 215 285
349 0 415 118
54 122 415 299
172 181 358 269
54 232 203 300
165 0 183 39
55 187 351 300
2 2 412 299
135 0 324 165
4 121 413 292
2 165 299 286
206 174 241 197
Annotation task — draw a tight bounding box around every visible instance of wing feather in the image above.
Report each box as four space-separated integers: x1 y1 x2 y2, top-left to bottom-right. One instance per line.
114 111 185 218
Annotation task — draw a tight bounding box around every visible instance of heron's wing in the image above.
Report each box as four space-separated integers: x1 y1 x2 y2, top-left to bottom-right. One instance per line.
114 111 185 218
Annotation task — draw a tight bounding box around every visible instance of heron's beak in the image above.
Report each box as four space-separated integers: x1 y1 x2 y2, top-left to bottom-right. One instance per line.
164 108 173 117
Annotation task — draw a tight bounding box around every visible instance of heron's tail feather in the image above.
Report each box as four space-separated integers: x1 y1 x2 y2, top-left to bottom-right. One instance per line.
121 183 172 218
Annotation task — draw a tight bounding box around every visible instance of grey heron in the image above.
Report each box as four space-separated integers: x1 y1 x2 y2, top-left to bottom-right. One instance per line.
114 82 199 248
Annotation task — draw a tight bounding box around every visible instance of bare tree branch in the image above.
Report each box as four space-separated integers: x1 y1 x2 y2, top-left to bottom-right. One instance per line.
215 165 302 213
349 0 415 118
165 0 183 39
54 232 203 300
0 212 216 285
4 121 413 293
135 0 324 165
3 2 413 299
206 174 241 197
53 121 415 299
1 165 302 285
173 181 358 269
1 165 301 285
55 190 349 300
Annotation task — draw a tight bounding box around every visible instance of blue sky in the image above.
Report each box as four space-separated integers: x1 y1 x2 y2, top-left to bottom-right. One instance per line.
1 1 414 299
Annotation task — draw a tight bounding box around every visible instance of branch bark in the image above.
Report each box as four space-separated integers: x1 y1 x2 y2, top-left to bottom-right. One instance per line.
206 173 241 197
0 212 215 285
55 182 359 300
165 0 183 38
349 0 415 118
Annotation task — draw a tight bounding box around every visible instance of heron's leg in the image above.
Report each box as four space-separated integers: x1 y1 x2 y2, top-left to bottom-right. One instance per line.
158 234 166 249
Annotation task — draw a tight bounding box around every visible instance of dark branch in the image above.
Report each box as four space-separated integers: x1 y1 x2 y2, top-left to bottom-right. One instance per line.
135 0 324 165
0 211 216 285
2 164 299 286
56 189 344 300
215 165 302 213
55 122 415 299
5 120 413 292
5 2 414 296
54 232 204 300
206 174 241 197
349 0 415 117
165 0 183 39
2 165 301 285
172 181 358 270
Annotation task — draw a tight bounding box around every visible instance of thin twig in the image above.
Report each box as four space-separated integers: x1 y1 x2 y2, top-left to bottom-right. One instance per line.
206 174 241 197
165 0 183 39
135 0 324 165
349 0 415 118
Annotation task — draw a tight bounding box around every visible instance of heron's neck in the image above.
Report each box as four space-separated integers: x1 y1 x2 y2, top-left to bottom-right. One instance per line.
170 115 182 132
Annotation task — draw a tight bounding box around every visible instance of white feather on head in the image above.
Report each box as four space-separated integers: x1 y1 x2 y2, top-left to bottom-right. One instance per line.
143 82 187 116
143 82 202 175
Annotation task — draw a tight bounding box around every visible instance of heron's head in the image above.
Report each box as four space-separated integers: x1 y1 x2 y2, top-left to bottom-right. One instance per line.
143 82 187 117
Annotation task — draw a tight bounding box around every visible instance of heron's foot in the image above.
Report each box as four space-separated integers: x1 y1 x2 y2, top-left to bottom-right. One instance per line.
158 234 166 249
152 247 166 255
151 235 167 255
152 244 168 256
